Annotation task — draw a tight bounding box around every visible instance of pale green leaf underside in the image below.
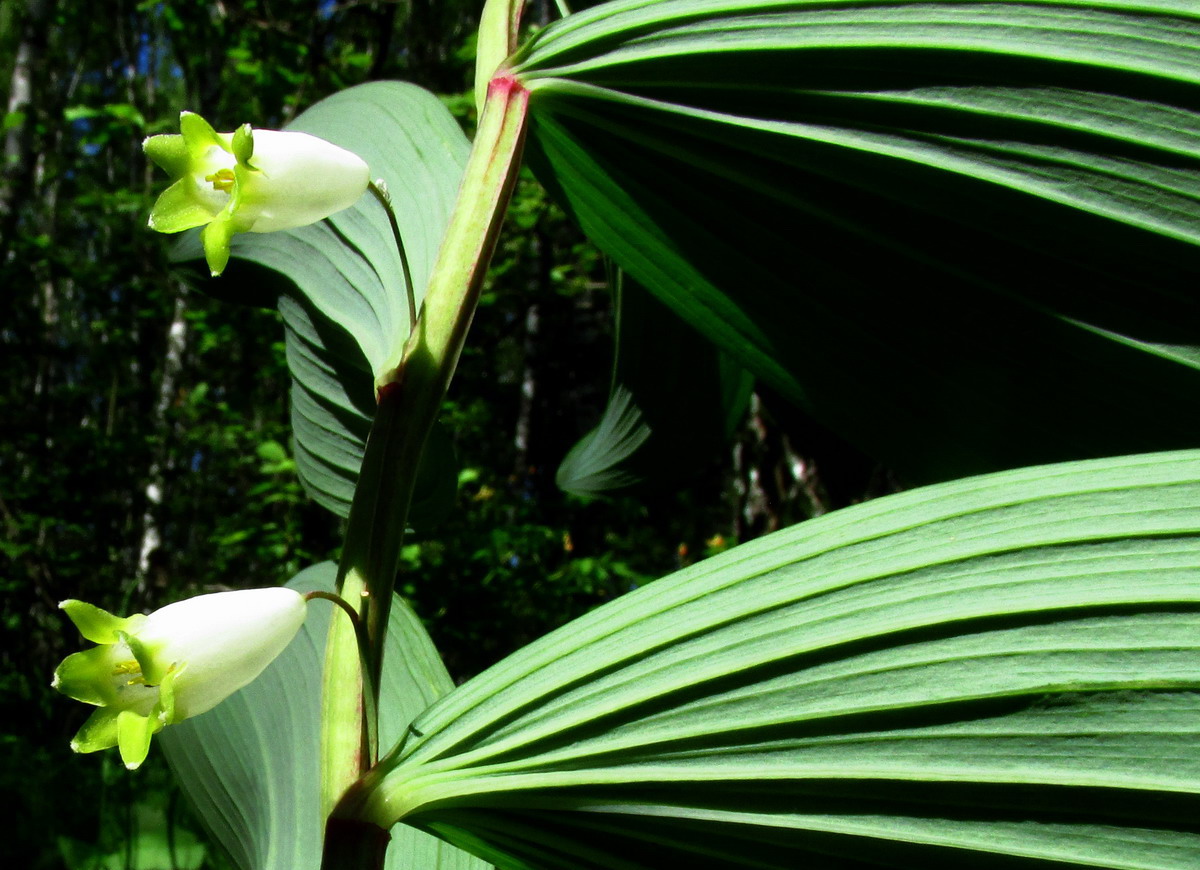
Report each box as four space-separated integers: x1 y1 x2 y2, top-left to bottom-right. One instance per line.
556 385 651 495
159 564 489 870
173 82 470 516
512 0 1200 482
369 450 1200 868
556 273 752 497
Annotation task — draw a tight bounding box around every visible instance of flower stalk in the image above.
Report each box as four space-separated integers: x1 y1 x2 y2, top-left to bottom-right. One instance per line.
306 590 379 762
368 179 418 331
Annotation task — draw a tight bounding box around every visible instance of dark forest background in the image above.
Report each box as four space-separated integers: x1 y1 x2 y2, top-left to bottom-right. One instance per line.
0 2 886 867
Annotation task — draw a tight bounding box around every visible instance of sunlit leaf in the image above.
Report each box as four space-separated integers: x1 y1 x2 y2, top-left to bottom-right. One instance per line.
360 450 1200 869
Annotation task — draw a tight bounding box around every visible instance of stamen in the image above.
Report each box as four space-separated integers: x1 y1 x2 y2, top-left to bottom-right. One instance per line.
113 658 147 687
205 168 236 193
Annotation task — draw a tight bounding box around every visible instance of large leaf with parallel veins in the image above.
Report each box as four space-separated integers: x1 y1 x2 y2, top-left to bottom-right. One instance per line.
350 449 1200 869
513 0 1200 483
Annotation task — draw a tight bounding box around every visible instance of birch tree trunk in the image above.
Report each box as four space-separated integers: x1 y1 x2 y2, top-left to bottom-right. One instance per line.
1 0 51 237
135 288 189 591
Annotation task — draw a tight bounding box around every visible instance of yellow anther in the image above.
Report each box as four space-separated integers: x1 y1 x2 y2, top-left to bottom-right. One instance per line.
113 658 146 686
205 168 236 193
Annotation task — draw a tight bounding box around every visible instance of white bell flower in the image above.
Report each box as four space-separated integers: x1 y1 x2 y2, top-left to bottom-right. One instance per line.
144 111 369 276
52 587 307 769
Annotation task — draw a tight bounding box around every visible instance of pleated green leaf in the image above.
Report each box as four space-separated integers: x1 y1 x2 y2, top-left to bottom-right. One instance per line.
557 385 651 495
556 274 752 497
514 0 1200 482
173 81 470 517
351 450 1200 869
159 564 489 870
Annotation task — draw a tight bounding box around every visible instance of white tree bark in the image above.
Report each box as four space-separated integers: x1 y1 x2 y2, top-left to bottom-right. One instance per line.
1 0 51 222
135 290 189 589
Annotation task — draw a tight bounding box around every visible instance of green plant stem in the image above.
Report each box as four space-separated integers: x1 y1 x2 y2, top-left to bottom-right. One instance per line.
321 818 390 870
318 70 531 836
474 0 525 115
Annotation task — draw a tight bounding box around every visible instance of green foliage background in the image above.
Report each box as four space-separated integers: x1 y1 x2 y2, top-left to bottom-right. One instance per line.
0 2 862 867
